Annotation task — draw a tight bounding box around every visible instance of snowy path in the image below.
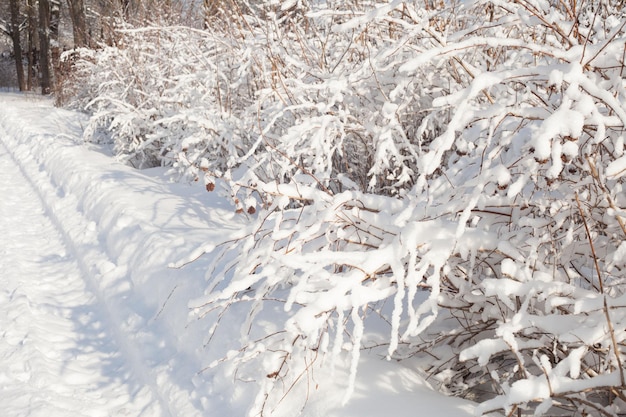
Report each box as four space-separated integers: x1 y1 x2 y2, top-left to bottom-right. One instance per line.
0 128 162 415
0 94 236 417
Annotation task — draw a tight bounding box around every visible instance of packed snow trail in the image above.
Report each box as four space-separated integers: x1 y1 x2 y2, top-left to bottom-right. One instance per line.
0 94 215 417
0 135 159 415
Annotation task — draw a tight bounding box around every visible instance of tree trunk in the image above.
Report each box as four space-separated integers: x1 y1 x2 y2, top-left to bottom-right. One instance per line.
50 0 61 93
38 0 52 94
26 0 37 90
50 0 61 40
10 0 26 91
66 0 88 47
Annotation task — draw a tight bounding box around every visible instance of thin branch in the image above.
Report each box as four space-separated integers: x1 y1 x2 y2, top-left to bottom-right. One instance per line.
584 18 626 68
575 193 625 387
587 157 626 238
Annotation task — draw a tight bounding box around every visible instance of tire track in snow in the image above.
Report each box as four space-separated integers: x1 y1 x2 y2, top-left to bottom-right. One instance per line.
0 122 179 417
0 137 157 416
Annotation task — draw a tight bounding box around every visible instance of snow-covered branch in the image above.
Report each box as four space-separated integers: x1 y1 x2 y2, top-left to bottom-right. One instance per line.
60 0 626 415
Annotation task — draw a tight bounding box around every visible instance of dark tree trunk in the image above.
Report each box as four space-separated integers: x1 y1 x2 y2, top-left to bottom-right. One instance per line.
10 0 26 91
26 0 37 90
50 0 62 93
66 0 88 47
38 0 52 94
50 2 61 64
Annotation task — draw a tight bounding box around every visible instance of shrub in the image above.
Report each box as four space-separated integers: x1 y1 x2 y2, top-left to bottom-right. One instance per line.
63 0 626 415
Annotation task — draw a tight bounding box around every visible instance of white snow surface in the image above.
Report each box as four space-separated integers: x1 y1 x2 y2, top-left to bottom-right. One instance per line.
0 93 478 416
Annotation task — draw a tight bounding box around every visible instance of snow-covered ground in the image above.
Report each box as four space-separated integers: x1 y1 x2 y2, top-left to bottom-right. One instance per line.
0 92 479 416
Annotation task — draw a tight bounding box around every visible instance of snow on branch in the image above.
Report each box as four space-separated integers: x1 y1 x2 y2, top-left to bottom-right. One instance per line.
61 0 626 415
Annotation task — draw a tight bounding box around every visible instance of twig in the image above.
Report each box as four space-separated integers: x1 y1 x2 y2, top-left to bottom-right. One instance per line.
505 404 519 417
153 284 178 321
583 18 626 68
580 1 601 66
586 157 626 238
575 193 625 387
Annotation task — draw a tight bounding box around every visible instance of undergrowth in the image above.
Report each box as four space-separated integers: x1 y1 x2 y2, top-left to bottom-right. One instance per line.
61 0 626 415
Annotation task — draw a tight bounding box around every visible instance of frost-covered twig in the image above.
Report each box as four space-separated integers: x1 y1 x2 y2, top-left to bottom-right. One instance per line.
576 192 625 388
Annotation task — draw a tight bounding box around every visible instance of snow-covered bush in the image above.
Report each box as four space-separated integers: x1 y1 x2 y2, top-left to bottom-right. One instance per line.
62 0 626 415
61 25 249 175
62 0 440 195
185 1 626 416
